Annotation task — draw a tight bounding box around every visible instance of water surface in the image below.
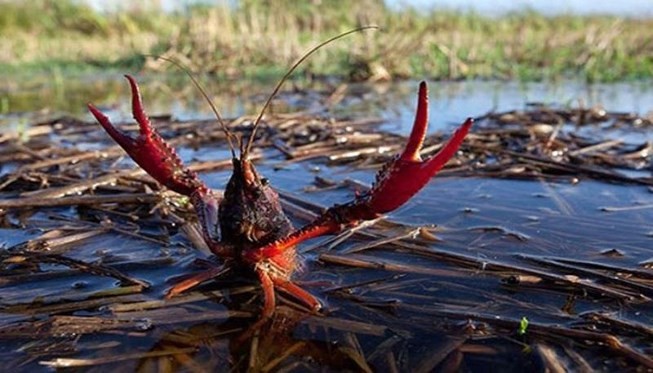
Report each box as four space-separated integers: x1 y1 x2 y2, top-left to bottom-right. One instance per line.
1 74 652 371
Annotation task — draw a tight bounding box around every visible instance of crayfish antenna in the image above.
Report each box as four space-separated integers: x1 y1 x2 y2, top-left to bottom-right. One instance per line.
145 55 238 158
241 25 379 159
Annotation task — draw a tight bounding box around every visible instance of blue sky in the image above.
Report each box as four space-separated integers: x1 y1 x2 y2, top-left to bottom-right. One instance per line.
388 0 652 16
86 0 653 17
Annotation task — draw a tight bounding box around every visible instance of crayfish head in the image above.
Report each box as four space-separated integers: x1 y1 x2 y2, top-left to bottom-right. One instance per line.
219 157 293 253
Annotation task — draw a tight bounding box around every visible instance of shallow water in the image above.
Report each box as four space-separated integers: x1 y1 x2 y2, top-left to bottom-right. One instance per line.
1 75 653 371
2 73 653 136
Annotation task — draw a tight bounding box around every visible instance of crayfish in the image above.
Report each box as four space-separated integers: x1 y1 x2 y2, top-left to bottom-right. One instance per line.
87 31 472 322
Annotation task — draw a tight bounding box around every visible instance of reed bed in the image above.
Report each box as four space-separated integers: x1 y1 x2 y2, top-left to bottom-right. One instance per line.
2 0 652 82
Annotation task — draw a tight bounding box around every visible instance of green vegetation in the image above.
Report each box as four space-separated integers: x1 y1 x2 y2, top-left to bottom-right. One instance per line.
1 0 652 82
518 317 529 335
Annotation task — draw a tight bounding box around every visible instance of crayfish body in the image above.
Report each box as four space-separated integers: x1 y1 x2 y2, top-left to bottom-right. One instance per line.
88 76 472 320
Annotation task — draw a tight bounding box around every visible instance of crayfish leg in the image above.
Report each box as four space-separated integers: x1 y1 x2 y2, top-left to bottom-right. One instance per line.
257 268 277 320
254 268 321 321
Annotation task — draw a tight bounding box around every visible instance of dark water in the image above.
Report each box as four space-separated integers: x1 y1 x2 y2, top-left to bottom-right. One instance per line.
1 75 652 371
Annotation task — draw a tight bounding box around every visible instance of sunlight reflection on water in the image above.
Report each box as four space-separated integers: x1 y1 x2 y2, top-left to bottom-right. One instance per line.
4 75 652 140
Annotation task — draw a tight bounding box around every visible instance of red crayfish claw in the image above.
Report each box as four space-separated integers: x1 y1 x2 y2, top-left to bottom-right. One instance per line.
88 75 209 197
244 81 473 263
362 81 473 214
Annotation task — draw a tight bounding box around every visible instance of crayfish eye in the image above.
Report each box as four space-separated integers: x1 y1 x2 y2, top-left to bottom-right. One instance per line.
260 177 269 186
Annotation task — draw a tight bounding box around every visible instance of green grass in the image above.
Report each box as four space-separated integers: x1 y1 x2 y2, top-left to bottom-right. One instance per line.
1 0 653 82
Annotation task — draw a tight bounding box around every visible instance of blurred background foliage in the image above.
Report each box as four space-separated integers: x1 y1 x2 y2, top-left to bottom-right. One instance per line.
1 0 652 82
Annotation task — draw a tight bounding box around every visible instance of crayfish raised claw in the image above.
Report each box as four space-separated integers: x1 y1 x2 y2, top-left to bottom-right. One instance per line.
88 78 471 320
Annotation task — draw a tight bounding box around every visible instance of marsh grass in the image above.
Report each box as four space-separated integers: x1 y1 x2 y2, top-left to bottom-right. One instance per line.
1 0 652 82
